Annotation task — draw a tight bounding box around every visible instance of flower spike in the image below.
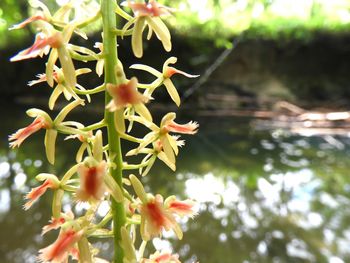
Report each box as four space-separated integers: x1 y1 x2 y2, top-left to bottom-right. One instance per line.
10 0 199 262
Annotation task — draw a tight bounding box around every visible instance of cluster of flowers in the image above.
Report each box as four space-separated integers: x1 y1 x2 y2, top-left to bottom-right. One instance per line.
9 0 199 262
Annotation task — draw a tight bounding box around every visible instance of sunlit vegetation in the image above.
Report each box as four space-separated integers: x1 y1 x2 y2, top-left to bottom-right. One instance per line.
1 0 350 49
0 0 28 48
163 0 350 46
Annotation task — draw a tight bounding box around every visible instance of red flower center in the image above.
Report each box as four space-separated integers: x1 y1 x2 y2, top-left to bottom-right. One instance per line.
50 230 76 259
117 83 135 104
85 167 98 197
147 201 166 228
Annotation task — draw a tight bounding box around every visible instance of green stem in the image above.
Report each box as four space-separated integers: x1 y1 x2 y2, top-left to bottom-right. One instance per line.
123 161 151 170
86 211 113 235
101 1 126 262
113 28 133 36
120 132 143 143
55 125 88 136
74 84 106 95
69 50 99 61
60 185 78 192
115 3 133 21
82 120 106 131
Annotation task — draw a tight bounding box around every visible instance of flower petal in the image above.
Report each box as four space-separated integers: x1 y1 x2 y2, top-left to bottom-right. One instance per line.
9 14 47 30
163 78 180 106
44 129 57 164
132 17 146 58
57 46 77 92
129 174 147 203
134 103 152 122
120 227 137 263
114 109 126 133
145 16 171 52
157 151 175 171
104 173 124 203
130 64 162 78
46 49 59 87
48 84 63 110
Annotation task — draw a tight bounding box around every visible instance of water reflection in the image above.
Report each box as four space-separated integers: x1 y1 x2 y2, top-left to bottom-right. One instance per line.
1 109 350 262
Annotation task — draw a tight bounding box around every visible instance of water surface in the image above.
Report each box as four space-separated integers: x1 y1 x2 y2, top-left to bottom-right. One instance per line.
1 102 350 263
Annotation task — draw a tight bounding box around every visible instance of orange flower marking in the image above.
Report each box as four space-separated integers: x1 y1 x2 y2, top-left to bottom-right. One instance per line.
106 77 148 111
24 179 58 210
9 117 50 148
125 0 172 17
164 120 198 135
168 199 195 217
141 251 181 263
126 200 136 215
38 229 83 263
154 139 163 152
9 15 47 30
42 217 66 235
10 32 63 62
28 71 60 86
164 67 199 79
147 201 167 227
76 161 106 202
65 131 92 143
154 253 180 263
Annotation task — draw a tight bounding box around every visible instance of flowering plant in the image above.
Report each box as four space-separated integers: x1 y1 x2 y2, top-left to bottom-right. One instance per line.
9 0 198 262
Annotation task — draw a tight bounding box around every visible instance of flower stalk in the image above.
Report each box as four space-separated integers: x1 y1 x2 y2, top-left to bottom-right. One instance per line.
9 0 199 262
102 0 126 261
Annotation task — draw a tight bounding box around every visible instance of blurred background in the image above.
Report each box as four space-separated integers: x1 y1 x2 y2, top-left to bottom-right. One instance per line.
1 0 350 262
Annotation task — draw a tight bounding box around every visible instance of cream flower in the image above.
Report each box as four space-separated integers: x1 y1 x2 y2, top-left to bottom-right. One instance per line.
126 112 198 172
76 160 107 202
131 57 199 106
121 0 173 57
23 173 60 210
38 228 83 262
130 175 195 241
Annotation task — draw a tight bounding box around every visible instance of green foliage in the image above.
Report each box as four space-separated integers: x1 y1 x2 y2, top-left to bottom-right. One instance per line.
2 0 350 49
0 0 28 48
161 0 350 46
